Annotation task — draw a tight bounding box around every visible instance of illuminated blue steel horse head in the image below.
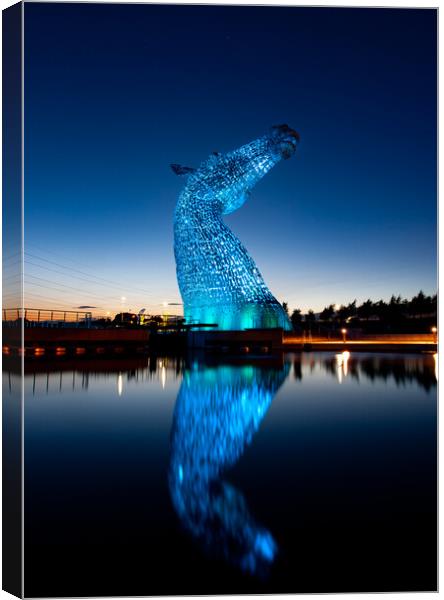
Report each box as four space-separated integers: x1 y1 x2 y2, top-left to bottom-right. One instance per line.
172 125 299 330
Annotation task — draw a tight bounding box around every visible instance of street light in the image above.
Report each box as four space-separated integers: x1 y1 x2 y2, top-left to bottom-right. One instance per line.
120 296 126 323
161 301 169 323
431 326 437 344
341 328 347 343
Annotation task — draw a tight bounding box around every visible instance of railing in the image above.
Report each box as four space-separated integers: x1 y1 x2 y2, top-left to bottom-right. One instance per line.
3 308 92 328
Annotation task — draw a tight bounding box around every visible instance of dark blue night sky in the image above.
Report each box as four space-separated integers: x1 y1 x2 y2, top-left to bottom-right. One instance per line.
24 4 437 315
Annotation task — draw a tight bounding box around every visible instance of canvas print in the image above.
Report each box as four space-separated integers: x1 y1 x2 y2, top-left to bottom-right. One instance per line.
2 2 437 597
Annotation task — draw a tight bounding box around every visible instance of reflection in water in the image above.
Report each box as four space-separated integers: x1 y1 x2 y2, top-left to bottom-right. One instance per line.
7 353 436 395
12 355 186 396
343 354 437 391
335 350 350 384
291 352 437 391
18 351 437 594
169 361 289 575
159 361 167 389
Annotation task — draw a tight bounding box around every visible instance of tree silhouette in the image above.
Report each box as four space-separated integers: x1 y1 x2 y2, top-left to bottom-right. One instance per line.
305 310 316 324
409 290 435 317
286 290 436 333
290 309 302 330
320 304 335 321
357 299 375 319
337 302 356 322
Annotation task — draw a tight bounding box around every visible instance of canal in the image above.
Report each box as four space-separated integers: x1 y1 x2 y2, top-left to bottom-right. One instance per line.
10 351 437 595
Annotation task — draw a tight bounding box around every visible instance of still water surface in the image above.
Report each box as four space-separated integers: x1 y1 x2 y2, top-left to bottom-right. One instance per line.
17 351 437 595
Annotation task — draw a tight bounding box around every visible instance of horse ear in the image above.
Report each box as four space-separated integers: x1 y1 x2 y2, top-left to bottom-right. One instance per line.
171 164 196 176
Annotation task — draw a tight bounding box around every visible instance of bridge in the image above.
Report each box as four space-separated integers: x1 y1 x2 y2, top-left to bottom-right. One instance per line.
2 307 437 358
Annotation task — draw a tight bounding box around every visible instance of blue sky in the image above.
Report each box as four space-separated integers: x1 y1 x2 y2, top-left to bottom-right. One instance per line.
24 4 437 315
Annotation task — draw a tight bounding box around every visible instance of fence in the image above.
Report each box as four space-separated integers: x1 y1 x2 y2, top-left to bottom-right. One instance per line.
3 308 92 328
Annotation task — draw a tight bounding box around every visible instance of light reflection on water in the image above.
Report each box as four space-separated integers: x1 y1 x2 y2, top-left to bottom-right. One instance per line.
292 351 437 391
16 351 437 397
169 361 289 574
9 351 437 593
335 350 350 383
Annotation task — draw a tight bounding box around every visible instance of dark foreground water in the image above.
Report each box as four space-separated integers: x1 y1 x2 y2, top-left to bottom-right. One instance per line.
15 351 437 595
